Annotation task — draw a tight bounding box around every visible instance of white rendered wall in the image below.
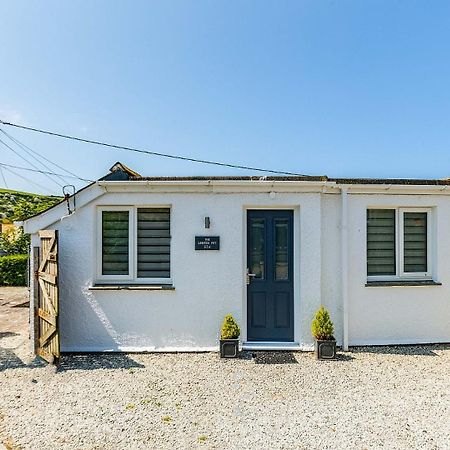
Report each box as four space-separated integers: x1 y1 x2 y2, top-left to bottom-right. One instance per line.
347 194 450 345
320 194 343 344
39 191 325 352
29 187 450 352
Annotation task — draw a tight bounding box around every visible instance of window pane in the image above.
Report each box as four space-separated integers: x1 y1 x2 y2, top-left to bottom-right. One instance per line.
367 209 396 276
102 211 129 275
404 212 427 273
250 218 265 279
275 219 289 280
137 208 170 278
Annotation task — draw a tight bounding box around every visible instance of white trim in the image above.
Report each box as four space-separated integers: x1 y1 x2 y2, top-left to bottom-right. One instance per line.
61 345 219 353
95 205 172 285
96 206 134 282
367 206 433 282
242 342 302 351
24 183 106 234
341 187 349 351
349 338 450 346
399 207 432 278
243 206 298 344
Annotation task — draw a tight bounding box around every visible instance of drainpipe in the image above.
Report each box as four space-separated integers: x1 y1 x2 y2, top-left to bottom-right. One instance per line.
341 186 349 351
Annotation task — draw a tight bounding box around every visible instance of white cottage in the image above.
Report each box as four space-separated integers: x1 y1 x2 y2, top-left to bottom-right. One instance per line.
24 162 450 356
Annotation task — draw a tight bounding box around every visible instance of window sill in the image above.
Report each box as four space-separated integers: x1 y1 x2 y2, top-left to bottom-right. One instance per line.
89 284 175 291
365 280 442 287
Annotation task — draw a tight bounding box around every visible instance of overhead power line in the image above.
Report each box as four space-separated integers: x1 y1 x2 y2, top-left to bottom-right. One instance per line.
1 164 53 194
0 165 8 188
0 136 64 188
0 129 69 184
0 128 83 182
0 162 94 182
0 120 310 177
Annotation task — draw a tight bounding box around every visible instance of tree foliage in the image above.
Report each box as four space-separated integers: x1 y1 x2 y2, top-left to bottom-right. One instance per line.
311 306 335 340
0 227 30 255
11 198 61 221
0 189 61 222
220 314 240 339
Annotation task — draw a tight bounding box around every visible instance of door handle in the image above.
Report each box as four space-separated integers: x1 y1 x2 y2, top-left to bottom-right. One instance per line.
246 268 257 285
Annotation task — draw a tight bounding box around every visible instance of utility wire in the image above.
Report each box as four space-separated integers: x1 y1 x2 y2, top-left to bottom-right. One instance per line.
0 162 94 182
0 128 82 182
0 120 310 177
2 165 54 194
0 165 8 189
0 137 64 188
0 129 68 184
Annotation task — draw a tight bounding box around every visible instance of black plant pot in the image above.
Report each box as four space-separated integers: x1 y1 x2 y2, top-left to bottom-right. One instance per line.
314 339 337 360
220 339 239 358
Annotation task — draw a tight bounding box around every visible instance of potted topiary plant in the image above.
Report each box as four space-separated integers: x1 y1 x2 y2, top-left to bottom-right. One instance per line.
311 306 336 360
219 314 240 358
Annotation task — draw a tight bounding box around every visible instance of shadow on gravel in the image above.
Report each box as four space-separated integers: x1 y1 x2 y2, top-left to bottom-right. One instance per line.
252 351 299 364
12 301 30 308
335 353 355 361
57 353 145 371
0 347 46 372
0 337 46 372
350 345 449 357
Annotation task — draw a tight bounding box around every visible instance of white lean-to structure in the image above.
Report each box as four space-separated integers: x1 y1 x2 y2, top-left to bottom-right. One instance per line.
24 163 450 352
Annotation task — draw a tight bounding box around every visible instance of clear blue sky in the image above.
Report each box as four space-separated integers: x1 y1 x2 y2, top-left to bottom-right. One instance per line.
1 1 450 195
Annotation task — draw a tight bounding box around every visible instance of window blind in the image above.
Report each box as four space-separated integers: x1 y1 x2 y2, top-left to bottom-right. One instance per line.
367 209 396 276
404 212 427 273
137 208 171 278
102 211 129 275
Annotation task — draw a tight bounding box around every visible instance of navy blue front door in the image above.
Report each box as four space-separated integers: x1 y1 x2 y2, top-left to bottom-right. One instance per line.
247 210 294 342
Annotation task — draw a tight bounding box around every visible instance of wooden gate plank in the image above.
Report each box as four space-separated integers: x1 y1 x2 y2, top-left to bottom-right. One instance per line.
39 325 57 347
36 230 60 364
38 271 57 285
38 235 56 272
38 308 57 326
38 278 56 317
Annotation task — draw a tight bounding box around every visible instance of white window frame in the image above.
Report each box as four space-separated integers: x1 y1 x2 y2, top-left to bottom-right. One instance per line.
399 207 432 279
367 207 433 281
96 205 172 285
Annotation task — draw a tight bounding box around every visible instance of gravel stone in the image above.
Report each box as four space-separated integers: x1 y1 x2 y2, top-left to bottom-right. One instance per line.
0 347 449 449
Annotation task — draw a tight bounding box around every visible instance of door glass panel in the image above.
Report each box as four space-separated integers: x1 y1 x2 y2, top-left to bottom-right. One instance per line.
275 219 289 280
250 218 265 279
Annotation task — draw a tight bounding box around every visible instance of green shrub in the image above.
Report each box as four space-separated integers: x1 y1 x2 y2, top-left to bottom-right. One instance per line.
311 306 334 340
220 314 240 339
0 228 30 255
0 254 28 286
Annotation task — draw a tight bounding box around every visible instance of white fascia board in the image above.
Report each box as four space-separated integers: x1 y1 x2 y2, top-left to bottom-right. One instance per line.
99 179 450 195
342 184 450 195
97 179 334 194
24 183 106 234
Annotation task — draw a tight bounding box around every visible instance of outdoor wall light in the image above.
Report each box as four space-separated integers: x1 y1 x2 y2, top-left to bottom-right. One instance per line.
205 216 211 228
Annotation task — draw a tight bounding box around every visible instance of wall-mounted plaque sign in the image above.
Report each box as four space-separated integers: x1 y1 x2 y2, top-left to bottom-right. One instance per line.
195 236 220 250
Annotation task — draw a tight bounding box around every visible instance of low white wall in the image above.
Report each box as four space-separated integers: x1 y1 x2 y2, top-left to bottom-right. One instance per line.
44 191 325 352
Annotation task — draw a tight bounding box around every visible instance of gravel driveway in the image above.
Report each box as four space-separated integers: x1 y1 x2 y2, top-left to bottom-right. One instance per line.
0 289 449 449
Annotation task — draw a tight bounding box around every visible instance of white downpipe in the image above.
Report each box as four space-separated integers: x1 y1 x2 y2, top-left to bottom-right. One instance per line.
341 186 349 351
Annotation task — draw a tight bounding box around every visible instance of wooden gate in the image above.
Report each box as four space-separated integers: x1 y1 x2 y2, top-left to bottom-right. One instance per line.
34 230 60 364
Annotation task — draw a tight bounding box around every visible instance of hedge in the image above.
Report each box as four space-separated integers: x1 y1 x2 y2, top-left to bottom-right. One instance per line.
0 254 28 286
